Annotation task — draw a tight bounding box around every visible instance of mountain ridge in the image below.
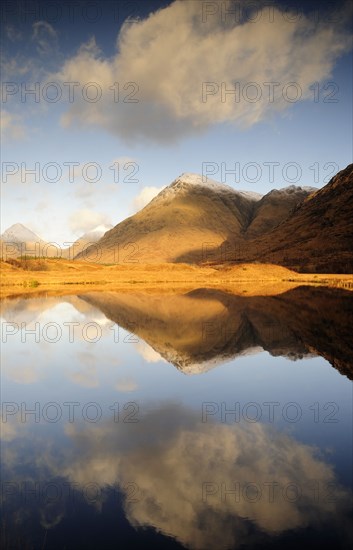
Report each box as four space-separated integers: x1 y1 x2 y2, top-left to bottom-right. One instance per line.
76 175 317 265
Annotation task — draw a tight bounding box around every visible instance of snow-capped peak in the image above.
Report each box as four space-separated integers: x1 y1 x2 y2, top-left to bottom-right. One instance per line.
151 173 263 203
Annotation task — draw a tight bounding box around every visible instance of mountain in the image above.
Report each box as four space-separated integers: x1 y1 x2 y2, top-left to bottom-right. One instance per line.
76 173 315 264
1 223 44 243
0 223 47 259
235 164 353 273
79 286 353 378
244 185 316 238
0 223 113 260
62 224 113 259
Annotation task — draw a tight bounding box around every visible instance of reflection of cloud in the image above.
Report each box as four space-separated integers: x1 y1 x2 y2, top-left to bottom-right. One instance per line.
134 340 165 363
3 405 348 548
32 21 58 56
5 25 23 42
60 407 350 549
54 1 351 143
4 362 42 384
115 377 138 392
0 416 24 441
68 352 99 388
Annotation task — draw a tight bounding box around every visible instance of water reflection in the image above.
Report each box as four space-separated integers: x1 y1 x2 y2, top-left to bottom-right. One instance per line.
77 286 353 376
1 286 352 549
2 405 352 550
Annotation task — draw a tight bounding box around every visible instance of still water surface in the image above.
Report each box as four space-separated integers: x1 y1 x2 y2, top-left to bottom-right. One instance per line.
1 286 352 549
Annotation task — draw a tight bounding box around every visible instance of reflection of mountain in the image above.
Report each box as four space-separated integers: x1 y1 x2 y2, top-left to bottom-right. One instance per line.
79 287 353 378
2 405 351 550
0 295 104 325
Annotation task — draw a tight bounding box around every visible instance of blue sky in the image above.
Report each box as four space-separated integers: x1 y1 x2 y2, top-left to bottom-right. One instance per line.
1 0 352 244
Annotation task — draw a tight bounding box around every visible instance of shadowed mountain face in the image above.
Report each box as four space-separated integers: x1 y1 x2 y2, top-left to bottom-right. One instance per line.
79 287 353 378
76 174 315 264
228 164 353 273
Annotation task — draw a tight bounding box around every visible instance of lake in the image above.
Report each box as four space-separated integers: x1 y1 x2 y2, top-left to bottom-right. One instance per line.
1 286 352 549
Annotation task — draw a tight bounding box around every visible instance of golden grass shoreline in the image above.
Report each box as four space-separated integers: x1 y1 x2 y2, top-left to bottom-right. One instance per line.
1 259 352 298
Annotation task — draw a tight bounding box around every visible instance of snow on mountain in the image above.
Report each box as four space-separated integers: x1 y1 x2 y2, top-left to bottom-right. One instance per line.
151 172 263 204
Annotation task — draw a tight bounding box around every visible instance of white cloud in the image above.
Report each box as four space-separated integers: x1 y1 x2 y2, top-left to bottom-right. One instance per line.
131 186 165 213
68 209 111 236
0 110 26 140
54 0 352 143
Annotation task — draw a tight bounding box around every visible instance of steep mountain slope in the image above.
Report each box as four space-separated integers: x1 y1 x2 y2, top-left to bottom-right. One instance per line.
77 174 314 264
245 185 316 238
240 164 353 272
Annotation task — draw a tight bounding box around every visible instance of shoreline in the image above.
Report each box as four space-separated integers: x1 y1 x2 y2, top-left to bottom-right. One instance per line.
1 260 352 299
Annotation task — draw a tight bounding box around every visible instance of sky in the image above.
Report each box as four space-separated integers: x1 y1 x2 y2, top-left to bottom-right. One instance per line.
1 0 352 244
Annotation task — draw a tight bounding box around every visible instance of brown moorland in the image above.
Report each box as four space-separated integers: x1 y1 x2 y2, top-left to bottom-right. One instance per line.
1 258 352 299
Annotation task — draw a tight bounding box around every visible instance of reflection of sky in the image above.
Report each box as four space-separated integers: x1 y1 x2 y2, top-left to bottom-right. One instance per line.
1 294 352 487
2 403 352 550
1 292 353 548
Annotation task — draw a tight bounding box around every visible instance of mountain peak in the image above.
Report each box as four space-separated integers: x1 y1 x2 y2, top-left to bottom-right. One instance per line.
1 223 44 243
154 173 263 203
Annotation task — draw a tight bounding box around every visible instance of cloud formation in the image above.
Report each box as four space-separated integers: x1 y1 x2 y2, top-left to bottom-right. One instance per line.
55 0 352 143
0 110 26 140
131 186 165 213
68 209 111 235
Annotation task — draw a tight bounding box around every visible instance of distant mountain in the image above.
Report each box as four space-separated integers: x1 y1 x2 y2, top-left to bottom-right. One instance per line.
76 173 315 264
62 224 113 259
0 223 47 259
236 164 353 272
1 223 44 244
0 223 113 260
